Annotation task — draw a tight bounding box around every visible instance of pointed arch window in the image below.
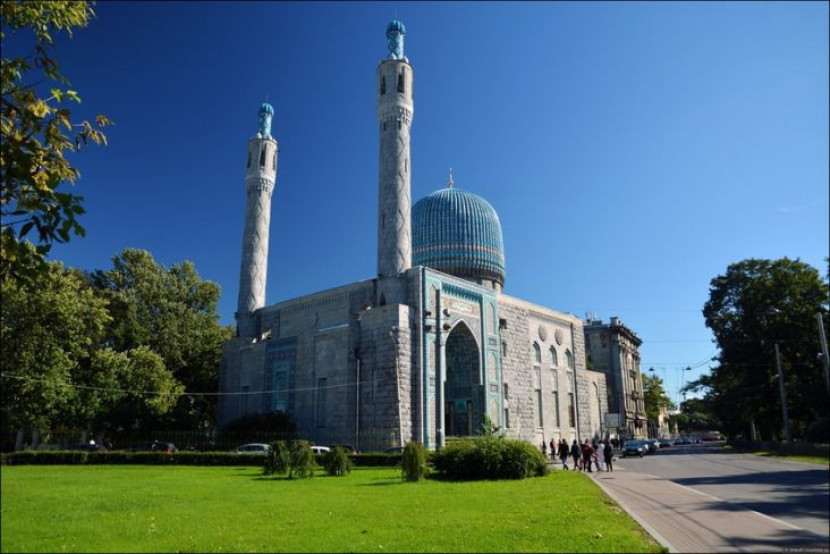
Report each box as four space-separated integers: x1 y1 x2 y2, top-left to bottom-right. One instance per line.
533 342 541 364
566 349 574 369
380 75 386 95
550 346 558 367
273 151 277 170
259 147 266 167
397 69 405 94
247 152 251 168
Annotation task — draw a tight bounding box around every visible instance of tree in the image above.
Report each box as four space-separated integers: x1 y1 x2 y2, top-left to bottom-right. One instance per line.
89 249 233 430
698 258 829 441
0 261 180 448
1 1 112 285
642 373 669 422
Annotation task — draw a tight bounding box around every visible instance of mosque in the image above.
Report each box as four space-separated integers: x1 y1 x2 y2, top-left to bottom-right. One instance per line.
218 21 613 451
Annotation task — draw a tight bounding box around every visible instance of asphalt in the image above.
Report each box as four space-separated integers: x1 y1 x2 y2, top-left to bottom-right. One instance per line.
572 456 830 553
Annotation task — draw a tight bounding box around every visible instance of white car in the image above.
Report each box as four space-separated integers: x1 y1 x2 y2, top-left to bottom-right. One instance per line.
311 446 330 455
231 443 271 455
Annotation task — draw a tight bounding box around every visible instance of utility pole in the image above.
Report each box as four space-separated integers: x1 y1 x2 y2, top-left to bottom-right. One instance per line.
817 313 829 396
773 343 792 443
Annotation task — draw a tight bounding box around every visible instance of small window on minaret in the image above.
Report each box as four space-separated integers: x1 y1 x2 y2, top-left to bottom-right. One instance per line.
272 153 277 170
380 76 386 95
259 148 266 167
397 70 405 94
247 152 251 168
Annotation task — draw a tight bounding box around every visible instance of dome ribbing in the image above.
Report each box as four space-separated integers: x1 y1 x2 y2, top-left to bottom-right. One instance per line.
412 188 506 287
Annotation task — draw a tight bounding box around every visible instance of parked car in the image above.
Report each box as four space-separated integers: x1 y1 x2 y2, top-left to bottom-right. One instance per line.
622 440 645 458
310 446 331 455
231 443 271 455
66 443 107 452
658 439 672 448
646 439 661 453
131 441 177 453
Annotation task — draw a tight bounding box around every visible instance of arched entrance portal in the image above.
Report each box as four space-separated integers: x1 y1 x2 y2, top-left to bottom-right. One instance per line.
444 322 481 437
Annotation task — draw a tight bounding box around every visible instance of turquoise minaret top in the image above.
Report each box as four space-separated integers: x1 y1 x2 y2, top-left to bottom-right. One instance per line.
258 102 274 138
386 20 406 59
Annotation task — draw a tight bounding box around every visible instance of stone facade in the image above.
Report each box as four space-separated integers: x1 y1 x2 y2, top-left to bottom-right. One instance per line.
584 317 646 440
219 268 607 451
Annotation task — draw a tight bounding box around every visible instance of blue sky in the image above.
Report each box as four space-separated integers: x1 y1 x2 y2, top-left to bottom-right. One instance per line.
14 1 828 404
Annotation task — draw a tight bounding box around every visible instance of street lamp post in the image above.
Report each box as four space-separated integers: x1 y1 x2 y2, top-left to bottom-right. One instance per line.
773 343 792 443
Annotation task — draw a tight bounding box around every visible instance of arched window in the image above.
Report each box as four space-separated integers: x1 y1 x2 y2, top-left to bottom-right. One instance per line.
565 349 574 369
380 75 386 95
259 147 266 167
273 152 277 170
247 152 251 168
550 346 558 367
533 342 541 364
397 69 405 94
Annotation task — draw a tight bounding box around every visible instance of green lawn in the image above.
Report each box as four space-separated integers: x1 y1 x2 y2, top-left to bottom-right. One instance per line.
1 465 662 553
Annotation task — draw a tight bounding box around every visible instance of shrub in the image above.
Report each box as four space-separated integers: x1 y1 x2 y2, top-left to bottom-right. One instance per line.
322 446 352 476
288 440 314 479
432 437 549 480
400 441 429 481
805 417 829 444
264 441 290 475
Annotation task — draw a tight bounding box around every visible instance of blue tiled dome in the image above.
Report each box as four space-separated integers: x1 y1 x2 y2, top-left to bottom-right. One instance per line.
412 188 506 287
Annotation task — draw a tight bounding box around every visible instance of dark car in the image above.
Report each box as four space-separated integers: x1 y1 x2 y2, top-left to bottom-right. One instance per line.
622 440 645 458
131 441 177 453
332 444 358 454
66 443 107 452
658 439 672 448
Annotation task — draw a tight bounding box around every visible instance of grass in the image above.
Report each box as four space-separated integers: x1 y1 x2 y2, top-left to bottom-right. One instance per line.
723 445 830 465
0 465 663 553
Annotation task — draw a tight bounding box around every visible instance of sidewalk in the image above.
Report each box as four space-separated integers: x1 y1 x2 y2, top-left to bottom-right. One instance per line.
588 465 829 553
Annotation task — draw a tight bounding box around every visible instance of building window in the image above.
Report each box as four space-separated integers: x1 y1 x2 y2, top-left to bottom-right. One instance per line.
316 378 327 428
503 383 509 400
566 349 574 369
502 341 507 358
397 69 405 93
247 152 251 168
272 152 277 170
553 391 561 427
550 346 558 366
533 342 541 364
535 389 543 427
259 147 266 167
504 408 510 429
567 392 575 428
380 75 386 95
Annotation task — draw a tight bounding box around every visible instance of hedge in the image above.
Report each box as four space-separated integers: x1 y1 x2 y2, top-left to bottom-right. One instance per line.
1 451 407 467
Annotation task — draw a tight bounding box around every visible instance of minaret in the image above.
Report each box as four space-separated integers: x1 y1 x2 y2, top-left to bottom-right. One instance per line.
376 20 413 304
236 103 278 337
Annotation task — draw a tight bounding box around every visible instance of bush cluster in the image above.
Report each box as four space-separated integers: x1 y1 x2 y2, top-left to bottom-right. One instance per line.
288 440 315 479
400 441 429 481
322 446 352 476
263 441 290 475
431 436 549 480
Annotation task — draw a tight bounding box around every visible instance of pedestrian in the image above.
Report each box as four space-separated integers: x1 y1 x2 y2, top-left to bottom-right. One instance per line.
582 440 593 472
549 438 556 462
558 439 570 470
604 439 614 472
541 440 547 458
596 440 605 472
571 440 581 471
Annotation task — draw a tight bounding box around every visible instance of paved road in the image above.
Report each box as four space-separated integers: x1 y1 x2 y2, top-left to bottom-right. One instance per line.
588 442 829 553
